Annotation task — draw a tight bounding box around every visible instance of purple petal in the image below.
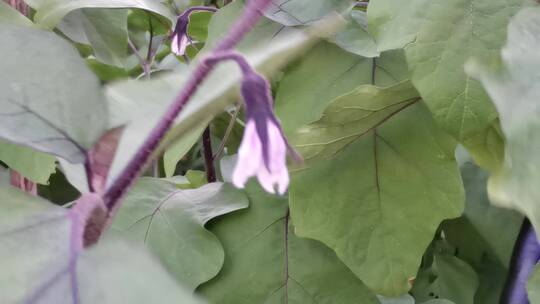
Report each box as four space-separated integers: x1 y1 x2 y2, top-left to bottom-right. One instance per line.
233 120 263 188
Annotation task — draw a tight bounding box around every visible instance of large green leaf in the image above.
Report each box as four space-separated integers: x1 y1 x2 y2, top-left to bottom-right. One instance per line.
111 179 248 290
0 1 33 26
27 0 174 29
290 103 464 296
275 43 409 135
290 81 419 164
0 186 201 303
467 7 540 232
0 25 107 163
58 9 129 67
368 0 535 170
105 3 339 188
411 252 479 304
198 182 379 304
528 266 540 304
264 0 354 26
0 140 56 184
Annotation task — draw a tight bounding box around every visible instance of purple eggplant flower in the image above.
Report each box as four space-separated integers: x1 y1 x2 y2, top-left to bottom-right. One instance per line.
170 6 217 56
232 72 299 195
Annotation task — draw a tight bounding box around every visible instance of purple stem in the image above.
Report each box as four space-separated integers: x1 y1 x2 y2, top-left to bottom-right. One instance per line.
501 219 540 304
355 1 368 8
182 6 218 15
103 0 273 210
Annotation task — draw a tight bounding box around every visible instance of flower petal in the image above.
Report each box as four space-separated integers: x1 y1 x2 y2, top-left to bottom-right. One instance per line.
265 119 287 173
171 35 179 54
232 121 262 188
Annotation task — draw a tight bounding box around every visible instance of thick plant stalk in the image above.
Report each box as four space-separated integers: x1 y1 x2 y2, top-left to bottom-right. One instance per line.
501 219 540 304
202 127 216 182
103 0 273 211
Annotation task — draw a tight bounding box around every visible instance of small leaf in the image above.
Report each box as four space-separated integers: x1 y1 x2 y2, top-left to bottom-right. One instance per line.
290 103 464 295
199 182 379 303
264 0 354 26
290 81 420 163
112 179 248 290
411 251 479 304
0 25 107 163
0 140 56 184
58 9 129 67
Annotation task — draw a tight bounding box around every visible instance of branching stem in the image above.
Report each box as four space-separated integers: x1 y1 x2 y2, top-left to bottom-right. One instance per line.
103 0 272 212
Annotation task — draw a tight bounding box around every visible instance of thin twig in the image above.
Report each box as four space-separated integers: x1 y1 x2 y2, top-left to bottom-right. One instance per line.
214 102 242 160
128 38 150 79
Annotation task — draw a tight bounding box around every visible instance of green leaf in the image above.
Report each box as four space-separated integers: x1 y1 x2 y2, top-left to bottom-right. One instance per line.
0 140 56 184
275 43 410 135
0 1 33 26
112 179 248 290
105 3 337 188
0 25 107 163
329 10 379 58
188 11 213 42
467 6 540 232
198 183 379 304
264 0 354 26
444 155 522 265
0 186 201 303
442 155 522 303
27 0 174 29
290 81 420 164
411 252 479 304
368 0 534 170
528 266 540 303
289 103 464 296
164 124 206 177
58 9 129 67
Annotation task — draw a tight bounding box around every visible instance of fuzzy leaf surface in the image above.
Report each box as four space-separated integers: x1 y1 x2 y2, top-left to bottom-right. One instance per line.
290 103 464 295
112 179 248 290
0 25 106 163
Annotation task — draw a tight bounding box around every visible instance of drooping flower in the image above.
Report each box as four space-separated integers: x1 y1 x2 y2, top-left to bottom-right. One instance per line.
170 6 217 56
232 71 300 195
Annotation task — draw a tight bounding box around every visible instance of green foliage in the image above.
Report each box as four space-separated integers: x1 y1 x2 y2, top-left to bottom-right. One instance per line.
0 25 106 163
0 140 56 184
112 179 248 290
0 185 200 303
290 103 464 295
368 0 535 170
199 182 379 303
468 6 540 236
2 0 540 301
